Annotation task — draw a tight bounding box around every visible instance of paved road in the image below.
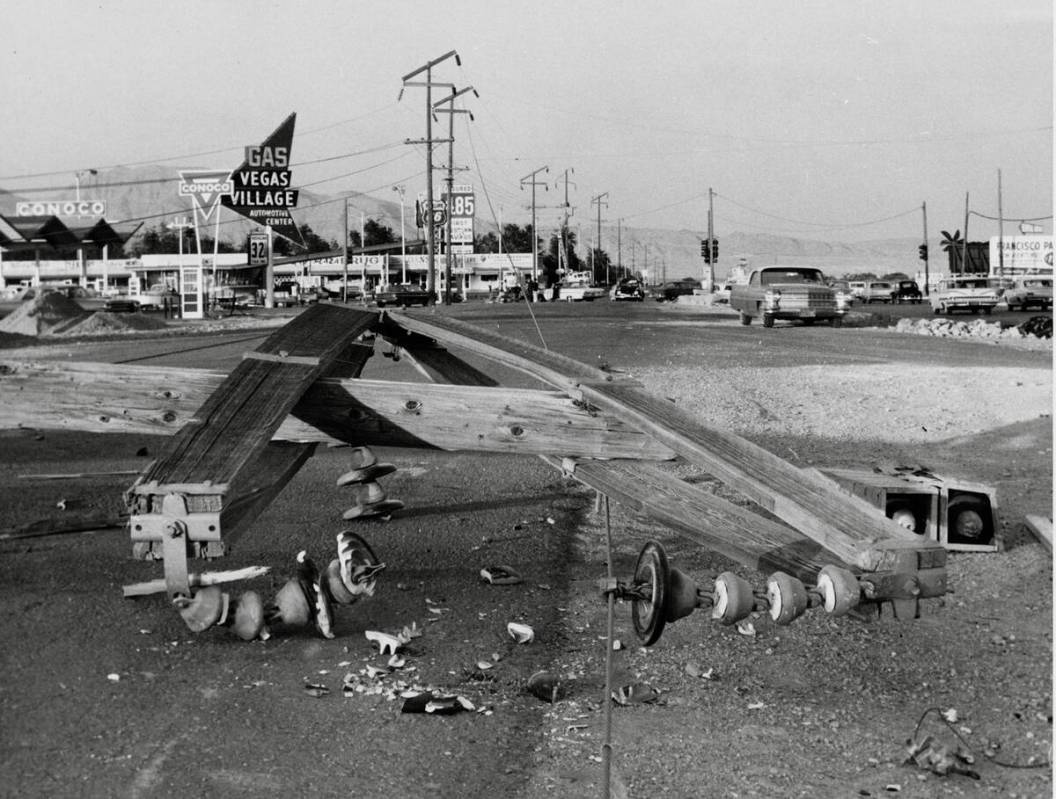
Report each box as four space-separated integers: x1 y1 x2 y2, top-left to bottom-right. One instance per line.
0 301 1050 798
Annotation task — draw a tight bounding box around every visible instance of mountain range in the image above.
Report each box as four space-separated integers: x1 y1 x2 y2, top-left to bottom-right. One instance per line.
1 166 936 278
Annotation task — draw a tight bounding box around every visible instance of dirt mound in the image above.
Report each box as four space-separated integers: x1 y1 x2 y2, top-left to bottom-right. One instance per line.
55 311 168 336
0 291 90 336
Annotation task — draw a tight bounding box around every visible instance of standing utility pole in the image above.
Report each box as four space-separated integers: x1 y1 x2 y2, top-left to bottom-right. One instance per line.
921 201 929 296
591 192 608 283
617 219 622 278
400 50 461 304
520 166 549 283
433 85 477 305
997 169 1004 276
963 192 970 274
393 185 407 284
557 168 575 277
343 197 350 302
705 187 715 292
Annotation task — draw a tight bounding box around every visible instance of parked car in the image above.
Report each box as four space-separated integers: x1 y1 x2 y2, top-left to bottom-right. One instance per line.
1003 276 1053 311
847 281 867 301
859 280 895 304
104 297 141 313
892 279 923 304
374 284 433 308
929 275 999 315
729 266 848 327
610 277 645 301
650 279 699 302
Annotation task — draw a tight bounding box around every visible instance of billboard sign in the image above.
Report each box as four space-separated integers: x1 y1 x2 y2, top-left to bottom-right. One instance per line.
417 185 474 244
222 113 303 245
989 235 1054 275
179 170 234 226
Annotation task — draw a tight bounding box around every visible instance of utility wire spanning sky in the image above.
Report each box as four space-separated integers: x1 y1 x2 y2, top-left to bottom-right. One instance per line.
2 0 1051 242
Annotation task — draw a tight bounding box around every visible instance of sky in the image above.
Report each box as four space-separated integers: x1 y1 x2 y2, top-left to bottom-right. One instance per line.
1 0 1052 243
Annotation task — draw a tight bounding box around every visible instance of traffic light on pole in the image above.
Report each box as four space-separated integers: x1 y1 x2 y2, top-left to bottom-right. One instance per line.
918 243 928 262
711 239 719 262
700 240 707 258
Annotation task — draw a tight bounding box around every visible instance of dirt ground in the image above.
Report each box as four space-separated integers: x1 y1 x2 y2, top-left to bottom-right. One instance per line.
0 307 1051 798
511 338 1053 798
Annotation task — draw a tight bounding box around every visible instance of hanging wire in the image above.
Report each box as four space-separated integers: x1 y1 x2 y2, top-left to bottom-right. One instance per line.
464 120 548 350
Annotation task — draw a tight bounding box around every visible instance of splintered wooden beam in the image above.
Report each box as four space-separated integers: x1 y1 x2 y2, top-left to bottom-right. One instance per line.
0 360 675 461
543 457 852 582
384 311 921 572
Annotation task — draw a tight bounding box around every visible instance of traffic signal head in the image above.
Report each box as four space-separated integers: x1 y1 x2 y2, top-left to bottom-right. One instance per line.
711 239 719 261
700 241 707 257
918 243 929 261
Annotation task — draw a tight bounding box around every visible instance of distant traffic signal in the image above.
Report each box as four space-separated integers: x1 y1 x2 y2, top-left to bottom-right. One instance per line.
711 239 719 262
700 240 708 257
918 243 928 261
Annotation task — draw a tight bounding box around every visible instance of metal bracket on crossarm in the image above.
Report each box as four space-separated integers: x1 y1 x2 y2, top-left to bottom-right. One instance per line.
129 493 223 599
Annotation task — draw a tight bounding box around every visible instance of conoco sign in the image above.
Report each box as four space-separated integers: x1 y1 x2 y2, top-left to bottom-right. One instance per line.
16 200 107 217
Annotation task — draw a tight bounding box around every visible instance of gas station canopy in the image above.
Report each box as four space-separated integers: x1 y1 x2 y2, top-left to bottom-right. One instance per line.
0 214 134 253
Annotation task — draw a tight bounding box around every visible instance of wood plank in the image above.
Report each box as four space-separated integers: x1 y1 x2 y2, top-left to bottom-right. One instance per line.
0 360 674 460
385 312 921 571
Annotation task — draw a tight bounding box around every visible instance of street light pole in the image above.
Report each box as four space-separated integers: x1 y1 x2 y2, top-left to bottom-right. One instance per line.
400 50 461 304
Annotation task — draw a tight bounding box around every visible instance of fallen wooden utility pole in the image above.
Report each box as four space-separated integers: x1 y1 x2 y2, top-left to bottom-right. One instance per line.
0 361 674 461
383 311 928 572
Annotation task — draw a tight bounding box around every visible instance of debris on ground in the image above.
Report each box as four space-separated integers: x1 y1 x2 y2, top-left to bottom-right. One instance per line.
507 621 534 643
611 683 662 706
527 670 563 703
480 565 523 585
903 735 980 779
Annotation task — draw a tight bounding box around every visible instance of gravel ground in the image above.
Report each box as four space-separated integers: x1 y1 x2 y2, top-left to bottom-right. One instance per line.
512 329 1053 799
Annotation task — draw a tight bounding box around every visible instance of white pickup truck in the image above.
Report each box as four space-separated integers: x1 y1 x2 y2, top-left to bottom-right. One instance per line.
556 271 607 302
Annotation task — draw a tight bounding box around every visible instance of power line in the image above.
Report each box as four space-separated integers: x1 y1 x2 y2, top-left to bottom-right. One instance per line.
714 192 920 230
3 142 408 194
0 104 406 182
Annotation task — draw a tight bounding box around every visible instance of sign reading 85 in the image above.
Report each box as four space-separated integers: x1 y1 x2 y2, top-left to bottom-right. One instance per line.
449 193 475 217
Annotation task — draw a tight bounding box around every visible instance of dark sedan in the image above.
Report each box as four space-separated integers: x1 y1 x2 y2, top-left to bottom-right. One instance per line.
650 279 700 302
892 280 923 304
373 284 433 308
610 278 646 301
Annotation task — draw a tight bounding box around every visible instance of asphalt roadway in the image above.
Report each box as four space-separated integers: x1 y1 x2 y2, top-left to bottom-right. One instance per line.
0 299 1050 798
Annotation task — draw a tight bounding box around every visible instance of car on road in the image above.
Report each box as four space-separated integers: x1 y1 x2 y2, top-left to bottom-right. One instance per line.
650 279 700 302
1003 276 1052 311
373 284 433 308
892 279 923 304
729 265 848 327
859 280 895 304
610 277 645 301
929 275 999 315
